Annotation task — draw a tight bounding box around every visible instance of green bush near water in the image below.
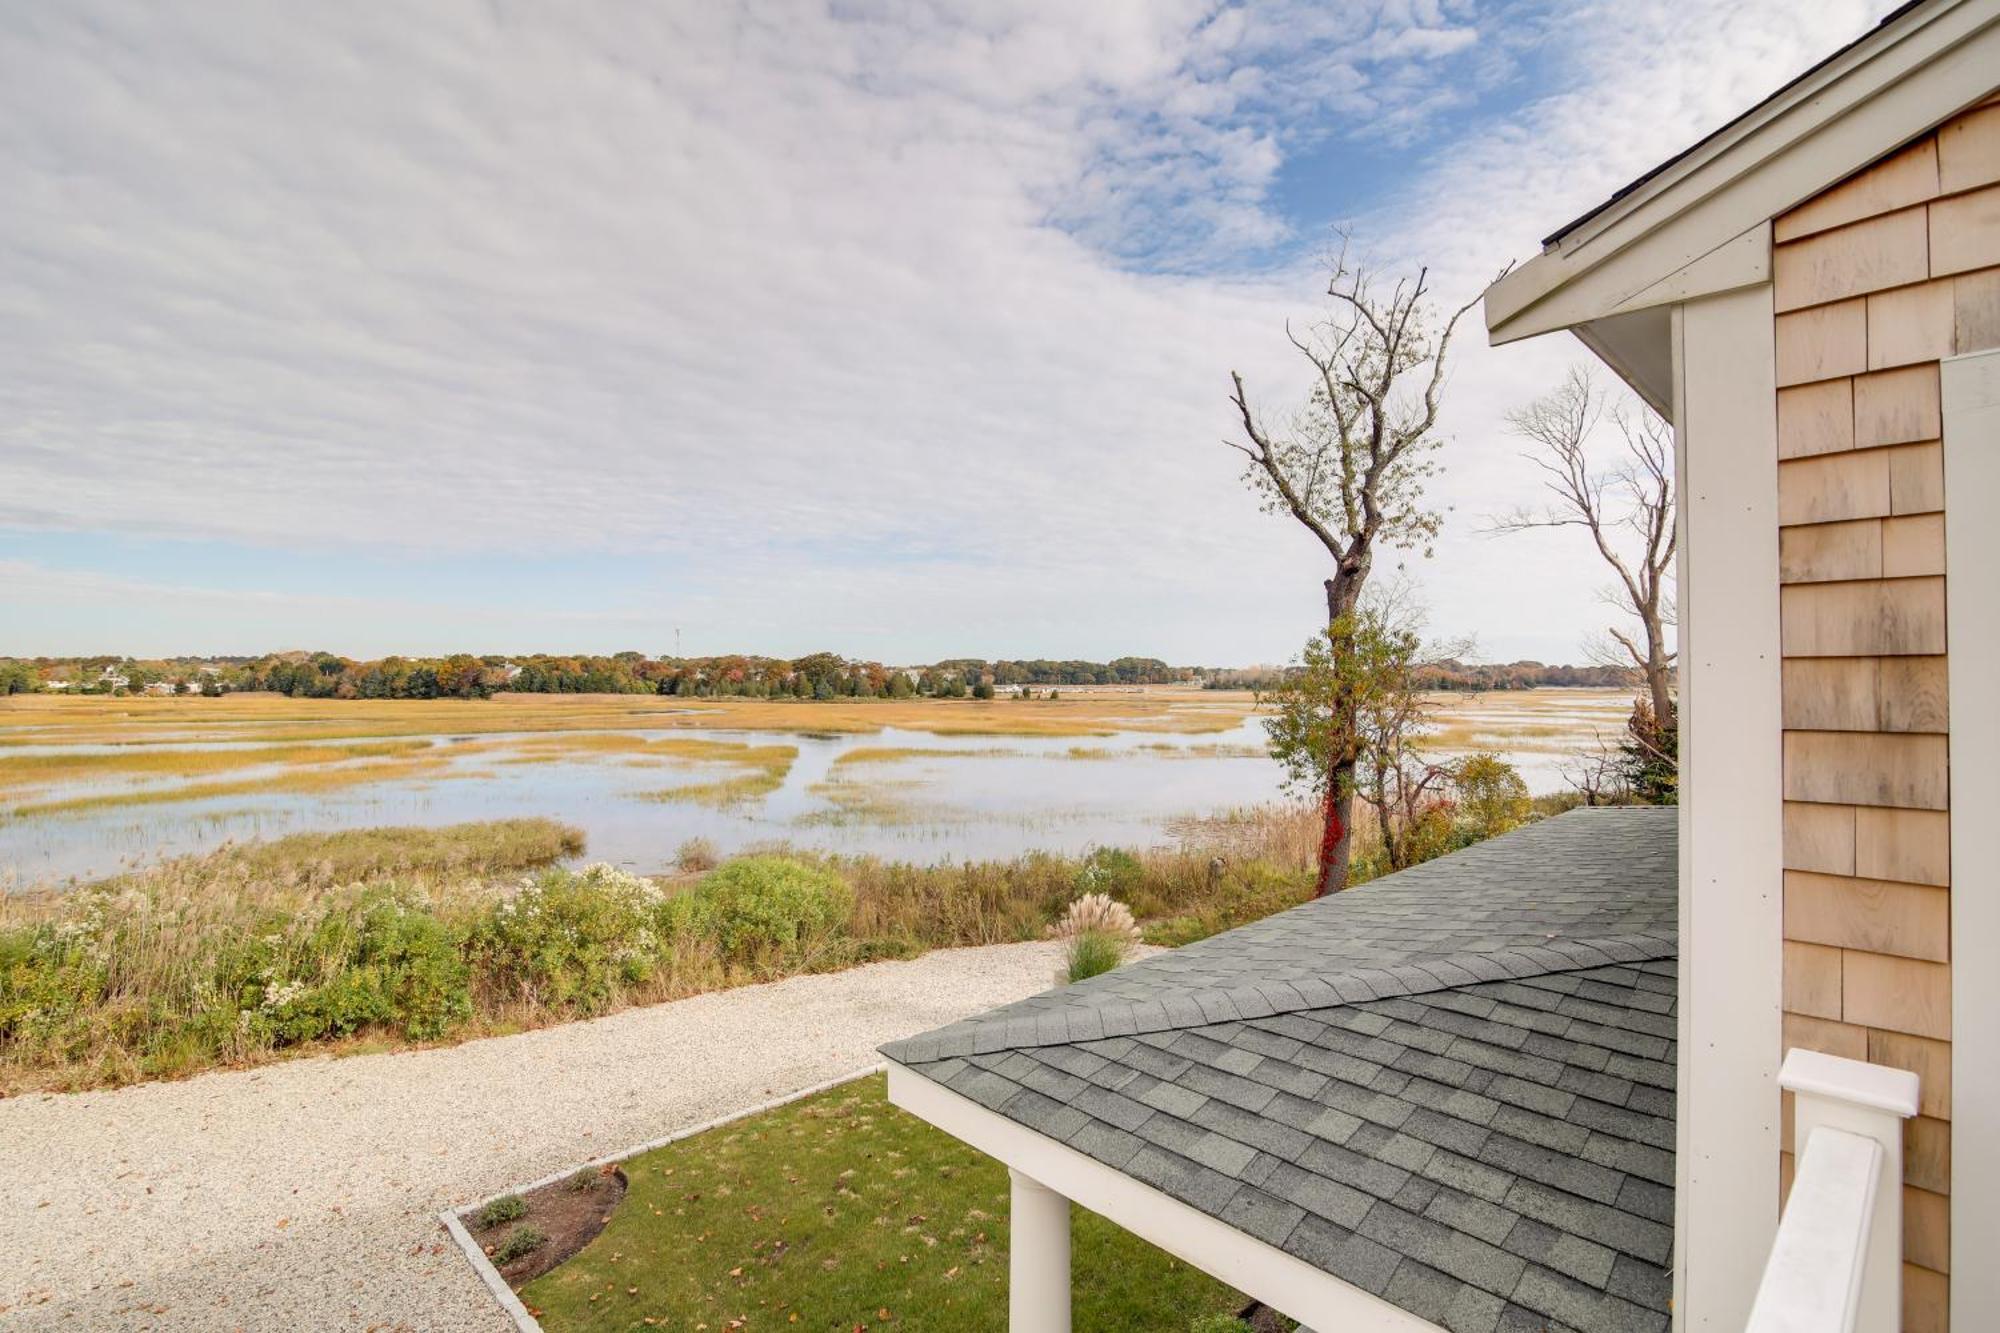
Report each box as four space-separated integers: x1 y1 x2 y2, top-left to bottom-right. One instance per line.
686 856 852 968
469 863 675 1014
221 889 473 1045
0 849 872 1086
1074 845 1145 899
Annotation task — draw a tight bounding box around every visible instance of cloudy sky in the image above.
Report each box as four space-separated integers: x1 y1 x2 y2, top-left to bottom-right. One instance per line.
0 0 1890 665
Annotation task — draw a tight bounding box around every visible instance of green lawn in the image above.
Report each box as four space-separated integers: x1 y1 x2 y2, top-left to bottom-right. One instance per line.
522 1073 1250 1332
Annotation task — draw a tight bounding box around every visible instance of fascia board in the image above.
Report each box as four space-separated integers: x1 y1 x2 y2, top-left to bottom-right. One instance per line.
1486 0 2000 345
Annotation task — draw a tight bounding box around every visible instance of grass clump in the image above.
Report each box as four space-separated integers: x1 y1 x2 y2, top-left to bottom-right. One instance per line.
491 1224 548 1264
672 837 718 873
476 1194 527 1228
638 744 797 807
830 745 1011 765
1064 929 1127 983
519 1074 1248 1330
230 819 584 887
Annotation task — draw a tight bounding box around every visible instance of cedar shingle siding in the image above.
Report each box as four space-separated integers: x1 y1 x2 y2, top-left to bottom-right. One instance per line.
1772 88 2000 1333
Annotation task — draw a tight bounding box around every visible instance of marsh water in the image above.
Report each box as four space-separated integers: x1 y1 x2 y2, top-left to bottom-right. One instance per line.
0 690 1637 888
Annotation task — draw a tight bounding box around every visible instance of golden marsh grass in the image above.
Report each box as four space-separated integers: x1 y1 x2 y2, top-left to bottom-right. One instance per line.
830 745 1019 766
8 754 462 817
0 739 435 796
0 688 1260 747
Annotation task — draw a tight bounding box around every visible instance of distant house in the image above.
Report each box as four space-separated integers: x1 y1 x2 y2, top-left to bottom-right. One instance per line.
141 681 176 697
887 4 1996 1329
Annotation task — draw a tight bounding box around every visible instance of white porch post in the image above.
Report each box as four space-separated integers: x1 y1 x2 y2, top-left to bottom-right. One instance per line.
1670 281 1785 1330
1780 1048 1919 1333
1008 1167 1071 1333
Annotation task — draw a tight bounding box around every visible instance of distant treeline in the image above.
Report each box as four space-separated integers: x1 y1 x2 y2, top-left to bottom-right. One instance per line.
1207 659 1645 692
0 651 1200 700
3 651 1646 701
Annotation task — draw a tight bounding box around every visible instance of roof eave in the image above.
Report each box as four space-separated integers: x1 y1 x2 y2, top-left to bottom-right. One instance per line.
886 1062 1443 1332
1484 0 2000 349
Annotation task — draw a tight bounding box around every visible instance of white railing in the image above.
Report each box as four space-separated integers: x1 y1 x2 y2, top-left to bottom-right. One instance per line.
1744 1048 1919 1333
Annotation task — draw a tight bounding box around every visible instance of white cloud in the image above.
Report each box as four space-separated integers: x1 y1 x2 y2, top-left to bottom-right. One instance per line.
0 1 1894 662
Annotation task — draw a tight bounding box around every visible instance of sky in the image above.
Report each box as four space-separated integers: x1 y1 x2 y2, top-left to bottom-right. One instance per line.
0 0 1894 666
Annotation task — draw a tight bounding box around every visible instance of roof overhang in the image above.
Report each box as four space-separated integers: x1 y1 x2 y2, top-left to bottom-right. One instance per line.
887 1062 1441 1332
1484 0 2000 410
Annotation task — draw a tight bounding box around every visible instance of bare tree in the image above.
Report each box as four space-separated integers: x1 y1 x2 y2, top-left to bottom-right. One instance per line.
1228 245 1486 895
1493 367 1677 731
1555 744 1626 807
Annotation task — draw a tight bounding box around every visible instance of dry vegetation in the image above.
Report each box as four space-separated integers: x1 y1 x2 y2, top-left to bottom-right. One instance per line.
0 807 1323 1093
9 753 463 817
637 743 799 807
0 688 1260 749
830 745 1018 766
0 691 1255 819
0 738 434 796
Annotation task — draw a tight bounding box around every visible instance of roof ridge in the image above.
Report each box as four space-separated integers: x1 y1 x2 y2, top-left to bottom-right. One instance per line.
882 928 1678 1065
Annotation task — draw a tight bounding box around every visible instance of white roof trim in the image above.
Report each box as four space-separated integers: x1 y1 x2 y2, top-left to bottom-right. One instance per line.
1486 0 2000 345
886 1062 1442 1332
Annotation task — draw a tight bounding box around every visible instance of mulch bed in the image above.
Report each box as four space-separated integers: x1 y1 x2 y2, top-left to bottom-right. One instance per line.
467 1163 628 1288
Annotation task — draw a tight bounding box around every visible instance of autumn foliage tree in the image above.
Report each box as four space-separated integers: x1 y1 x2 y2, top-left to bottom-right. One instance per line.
1229 246 1485 894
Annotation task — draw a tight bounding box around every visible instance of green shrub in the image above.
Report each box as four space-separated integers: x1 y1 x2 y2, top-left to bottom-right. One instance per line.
224 889 472 1047
1455 753 1531 840
691 857 852 969
1064 928 1126 983
476 1194 527 1229
0 918 111 1061
468 864 668 1014
491 1224 547 1264
1142 860 1312 948
1074 846 1144 900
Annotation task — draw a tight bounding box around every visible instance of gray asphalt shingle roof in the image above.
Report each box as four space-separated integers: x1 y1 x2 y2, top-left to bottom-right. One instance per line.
883 807 1678 1333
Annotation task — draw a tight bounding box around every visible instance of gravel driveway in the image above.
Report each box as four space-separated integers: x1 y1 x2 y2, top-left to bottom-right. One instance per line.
0 941 1068 1332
